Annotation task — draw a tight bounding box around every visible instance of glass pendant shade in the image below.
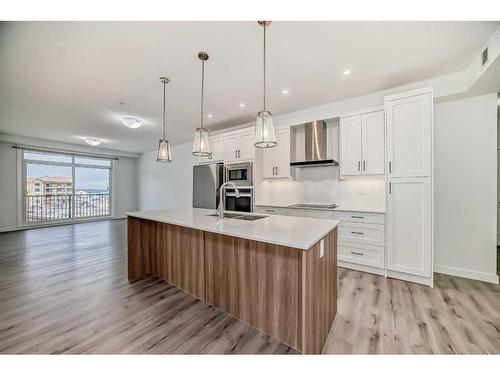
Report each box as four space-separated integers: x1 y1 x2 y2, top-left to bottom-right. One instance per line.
255 111 277 148
156 139 172 162
192 127 211 157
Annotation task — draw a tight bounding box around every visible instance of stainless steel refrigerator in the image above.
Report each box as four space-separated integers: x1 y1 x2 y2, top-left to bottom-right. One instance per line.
192 163 224 209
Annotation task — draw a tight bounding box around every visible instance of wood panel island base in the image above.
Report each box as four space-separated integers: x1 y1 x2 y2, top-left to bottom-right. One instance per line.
127 208 339 354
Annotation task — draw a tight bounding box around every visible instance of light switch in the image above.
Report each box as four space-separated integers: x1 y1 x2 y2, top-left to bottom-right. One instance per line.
320 239 324 258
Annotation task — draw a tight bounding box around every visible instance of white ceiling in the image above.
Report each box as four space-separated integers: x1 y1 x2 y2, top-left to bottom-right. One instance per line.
0 21 498 154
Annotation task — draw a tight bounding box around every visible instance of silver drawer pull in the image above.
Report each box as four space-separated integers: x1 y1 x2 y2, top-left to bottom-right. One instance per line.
351 216 364 219
351 231 364 235
351 251 364 256
266 209 275 212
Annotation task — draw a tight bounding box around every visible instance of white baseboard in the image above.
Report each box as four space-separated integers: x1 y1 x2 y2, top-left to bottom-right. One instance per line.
0 226 19 233
434 264 499 284
0 216 127 233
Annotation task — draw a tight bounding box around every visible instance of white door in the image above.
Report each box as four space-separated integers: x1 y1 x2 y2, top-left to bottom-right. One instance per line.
387 177 432 279
238 130 255 161
386 93 432 177
262 146 277 178
276 128 290 178
210 137 225 162
340 115 362 177
362 111 385 175
224 134 239 162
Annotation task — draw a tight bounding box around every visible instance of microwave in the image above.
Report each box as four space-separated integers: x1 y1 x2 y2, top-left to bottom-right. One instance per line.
225 162 253 186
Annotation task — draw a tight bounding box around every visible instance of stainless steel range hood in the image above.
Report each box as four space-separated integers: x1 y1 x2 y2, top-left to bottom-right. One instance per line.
290 120 339 167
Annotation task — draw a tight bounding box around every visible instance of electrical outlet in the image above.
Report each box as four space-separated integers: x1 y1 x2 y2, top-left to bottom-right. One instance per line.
357 188 368 196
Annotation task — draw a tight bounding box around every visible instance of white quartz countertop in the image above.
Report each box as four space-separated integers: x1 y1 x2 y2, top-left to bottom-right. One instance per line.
127 208 340 250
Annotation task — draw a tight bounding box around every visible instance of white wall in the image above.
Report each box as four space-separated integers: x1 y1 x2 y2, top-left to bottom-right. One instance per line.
0 136 138 231
137 141 195 210
434 93 498 283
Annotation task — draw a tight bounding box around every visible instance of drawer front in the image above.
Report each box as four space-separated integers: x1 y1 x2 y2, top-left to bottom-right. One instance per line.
338 222 384 246
255 206 287 216
333 211 385 224
286 208 334 220
338 242 384 268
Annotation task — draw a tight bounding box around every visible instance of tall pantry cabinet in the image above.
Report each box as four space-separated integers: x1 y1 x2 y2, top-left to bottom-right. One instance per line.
385 87 433 286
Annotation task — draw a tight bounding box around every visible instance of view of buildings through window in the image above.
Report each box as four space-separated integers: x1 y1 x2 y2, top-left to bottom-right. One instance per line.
23 150 112 223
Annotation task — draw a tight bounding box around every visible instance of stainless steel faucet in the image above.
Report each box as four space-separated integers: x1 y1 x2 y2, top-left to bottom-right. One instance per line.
217 182 240 219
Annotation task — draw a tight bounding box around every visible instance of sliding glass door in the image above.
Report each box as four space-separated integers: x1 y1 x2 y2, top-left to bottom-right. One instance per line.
22 150 113 224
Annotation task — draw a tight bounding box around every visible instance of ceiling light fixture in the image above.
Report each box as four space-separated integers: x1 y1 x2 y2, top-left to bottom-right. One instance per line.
156 77 172 163
239 103 246 108
254 21 277 149
84 137 102 146
192 52 212 157
121 116 143 129
343 69 351 75
281 89 289 95
207 113 214 119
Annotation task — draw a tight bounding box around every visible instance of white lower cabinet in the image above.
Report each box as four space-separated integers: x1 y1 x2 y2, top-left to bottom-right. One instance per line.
386 177 432 285
334 211 385 275
286 208 334 219
254 206 287 216
338 242 385 269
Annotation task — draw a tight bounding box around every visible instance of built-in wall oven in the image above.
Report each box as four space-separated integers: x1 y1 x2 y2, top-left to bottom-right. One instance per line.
224 161 254 212
225 187 253 213
225 162 253 186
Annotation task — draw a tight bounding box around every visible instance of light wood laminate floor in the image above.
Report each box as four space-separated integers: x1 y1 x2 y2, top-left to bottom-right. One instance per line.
0 220 499 354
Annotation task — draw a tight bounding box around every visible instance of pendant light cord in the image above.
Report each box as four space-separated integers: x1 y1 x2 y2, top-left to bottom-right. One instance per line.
263 23 267 112
201 59 205 130
162 79 166 139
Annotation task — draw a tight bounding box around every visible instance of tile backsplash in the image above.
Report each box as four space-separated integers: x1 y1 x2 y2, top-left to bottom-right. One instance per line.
255 166 385 209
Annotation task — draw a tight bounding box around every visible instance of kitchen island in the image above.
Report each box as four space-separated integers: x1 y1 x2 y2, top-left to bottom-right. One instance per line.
127 208 339 354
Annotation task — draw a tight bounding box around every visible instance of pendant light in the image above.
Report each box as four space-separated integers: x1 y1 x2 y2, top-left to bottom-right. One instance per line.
156 77 172 162
192 52 211 157
255 21 277 148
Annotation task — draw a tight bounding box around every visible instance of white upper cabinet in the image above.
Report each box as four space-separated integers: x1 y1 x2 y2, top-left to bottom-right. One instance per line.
340 115 362 176
385 92 432 177
362 111 385 175
225 129 255 162
386 177 432 279
340 109 384 178
205 136 225 162
262 128 290 179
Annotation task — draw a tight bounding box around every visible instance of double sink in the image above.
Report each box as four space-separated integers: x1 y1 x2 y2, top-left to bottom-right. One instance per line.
207 212 268 221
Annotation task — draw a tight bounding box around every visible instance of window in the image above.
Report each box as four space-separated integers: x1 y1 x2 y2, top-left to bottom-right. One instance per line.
22 150 113 223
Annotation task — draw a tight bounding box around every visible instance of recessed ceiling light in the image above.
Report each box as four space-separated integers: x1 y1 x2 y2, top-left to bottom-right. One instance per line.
207 114 214 119
121 116 143 129
281 89 289 95
84 137 102 146
343 69 351 76
239 103 246 109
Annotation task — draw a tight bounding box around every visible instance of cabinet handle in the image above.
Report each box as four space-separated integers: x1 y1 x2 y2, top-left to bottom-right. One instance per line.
272 167 275 175
389 161 392 173
238 150 241 158
358 161 361 171
363 161 366 171
266 209 275 213
235 150 237 159
351 216 364 219
276 166 278 176
389 182 392 194
351 231 364 235
351 251 364 256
